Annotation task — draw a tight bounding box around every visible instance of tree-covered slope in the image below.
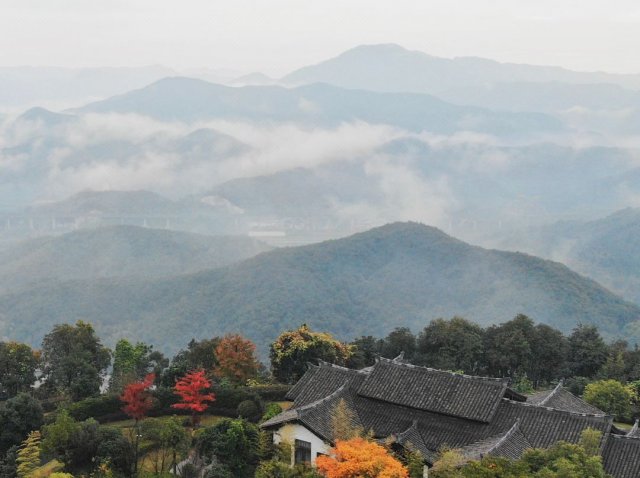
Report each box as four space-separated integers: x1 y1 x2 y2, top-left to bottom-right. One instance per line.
0 225 271 291
496 208 640 305
1 222 638 354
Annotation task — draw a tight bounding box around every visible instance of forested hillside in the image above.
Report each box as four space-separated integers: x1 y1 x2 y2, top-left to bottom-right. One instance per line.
0 225 271 291
496 208 640 305
1 222 638 354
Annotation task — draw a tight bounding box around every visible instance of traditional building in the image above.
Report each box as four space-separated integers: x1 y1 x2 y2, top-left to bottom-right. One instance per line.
261 355 640 478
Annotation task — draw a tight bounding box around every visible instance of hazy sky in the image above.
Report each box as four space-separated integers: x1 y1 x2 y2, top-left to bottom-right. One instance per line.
1 0 639 76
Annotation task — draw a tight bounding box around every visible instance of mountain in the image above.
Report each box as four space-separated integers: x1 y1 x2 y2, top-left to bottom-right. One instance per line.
205 139 640 241
0 225 271 292
75 77 561 136
0 65 176 109
26 190 181 217
281 44 640 131
493 208 640 305
0 190 252 246
282 44 640 95
231 72 276 86
1 222 638 354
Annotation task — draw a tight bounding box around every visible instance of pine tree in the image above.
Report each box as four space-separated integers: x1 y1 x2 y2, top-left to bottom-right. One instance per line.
331 399 363 441
16 431 40 478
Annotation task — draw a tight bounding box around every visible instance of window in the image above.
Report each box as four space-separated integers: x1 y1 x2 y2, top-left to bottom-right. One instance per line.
294 439 312 464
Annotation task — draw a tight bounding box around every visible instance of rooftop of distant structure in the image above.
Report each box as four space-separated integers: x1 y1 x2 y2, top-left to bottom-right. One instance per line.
262 355 640 478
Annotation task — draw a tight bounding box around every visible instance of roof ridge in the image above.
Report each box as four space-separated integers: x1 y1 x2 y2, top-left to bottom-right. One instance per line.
486 420 524 455
394 420 420 442
627 419 639 437
538 380 563 406
608 433 640 441
318 360 371 374
503 397 611 418
377 356 508 383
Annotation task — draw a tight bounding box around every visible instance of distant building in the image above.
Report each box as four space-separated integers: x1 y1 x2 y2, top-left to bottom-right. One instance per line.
261 355 640 478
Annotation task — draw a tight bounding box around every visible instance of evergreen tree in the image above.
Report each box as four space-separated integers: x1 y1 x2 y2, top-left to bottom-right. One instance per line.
16 432 40 478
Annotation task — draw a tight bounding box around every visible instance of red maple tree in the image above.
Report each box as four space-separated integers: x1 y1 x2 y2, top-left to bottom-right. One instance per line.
171 369 215 426
120 373 155 475
120 373 155 421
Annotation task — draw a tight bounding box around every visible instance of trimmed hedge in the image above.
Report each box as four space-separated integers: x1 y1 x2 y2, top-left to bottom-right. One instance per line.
64 384 290 423
68 394 125 422
249 385 291 402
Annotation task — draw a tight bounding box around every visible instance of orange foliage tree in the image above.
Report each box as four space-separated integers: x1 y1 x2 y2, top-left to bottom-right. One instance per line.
214 334 260 385
316 437 409 478
171 369 215 427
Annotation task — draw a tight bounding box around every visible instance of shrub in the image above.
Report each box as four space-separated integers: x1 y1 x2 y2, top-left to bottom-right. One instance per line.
261 403 283 423
67 395 124 422
237 400 262 422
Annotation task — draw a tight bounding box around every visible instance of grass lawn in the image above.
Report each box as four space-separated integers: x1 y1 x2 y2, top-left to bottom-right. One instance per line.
32 459 64 478
614 421 632 431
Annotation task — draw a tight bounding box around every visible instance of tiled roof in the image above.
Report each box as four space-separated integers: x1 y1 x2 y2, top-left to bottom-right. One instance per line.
264 357 620 472
285 364 319 401
602 434 640 478
353 394 611 456
393 421 437 462
289 362 369 407
357 358 508 423
493 400 612 449
460 421 531 461
262 384 363 443
527 381 604 415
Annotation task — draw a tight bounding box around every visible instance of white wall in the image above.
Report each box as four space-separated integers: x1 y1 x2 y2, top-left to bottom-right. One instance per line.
273 423 331 466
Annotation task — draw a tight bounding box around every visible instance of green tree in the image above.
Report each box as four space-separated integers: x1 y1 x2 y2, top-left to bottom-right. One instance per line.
0 446 18 478
15 431 40 478
270 325 352 384
41 410 79 459
0 342 39 400
40 321 111 401
416 317 484 373
580 428 602 457
161 337 220 386
380 328 417 361
0 394 44 456
529 323 569 385
141 417 190 474
109 339 167 392
584 379 632 420
196 418 259 477
568 325 608 378
598 351 627 382
484 315 536 378
347 336 383 369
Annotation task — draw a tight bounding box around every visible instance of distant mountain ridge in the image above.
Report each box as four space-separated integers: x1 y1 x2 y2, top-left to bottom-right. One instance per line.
75 77 561 136
0 225 272 292
282 43 640 94
494 208 640 305
1 222 638 354
280 44 640 126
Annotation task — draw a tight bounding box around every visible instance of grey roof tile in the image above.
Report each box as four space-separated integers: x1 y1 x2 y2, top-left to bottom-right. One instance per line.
527 381 604 415
357 358 508 423
602 434 640 478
